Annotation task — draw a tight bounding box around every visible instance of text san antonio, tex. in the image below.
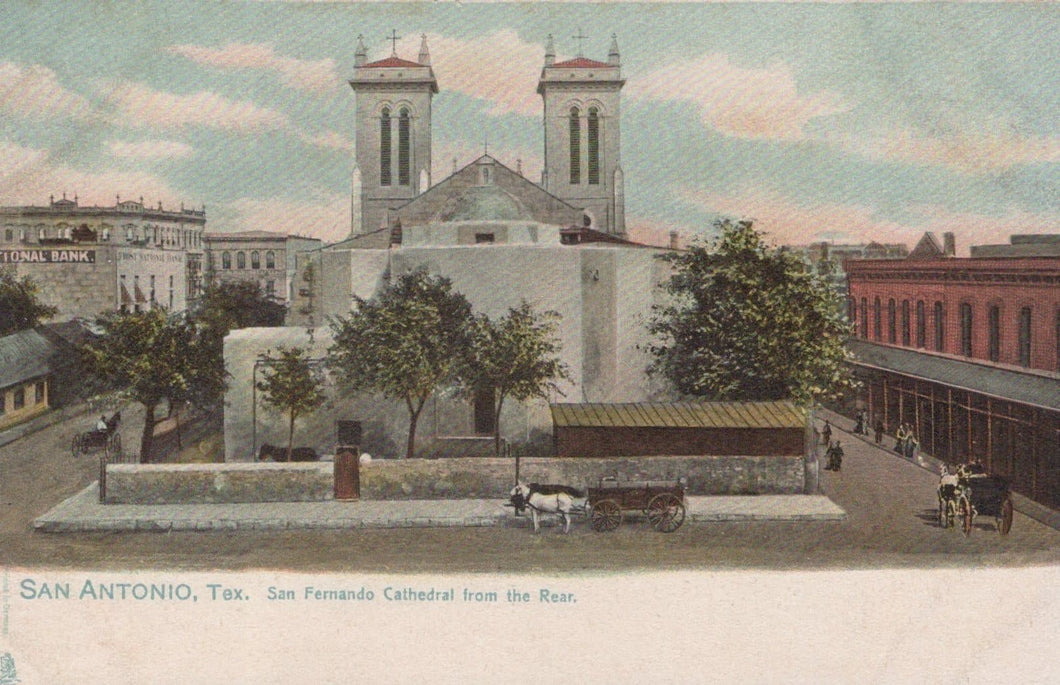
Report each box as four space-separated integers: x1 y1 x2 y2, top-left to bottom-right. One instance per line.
18 578 576 604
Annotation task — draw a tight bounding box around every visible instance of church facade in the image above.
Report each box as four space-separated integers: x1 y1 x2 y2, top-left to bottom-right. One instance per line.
224 35 672 461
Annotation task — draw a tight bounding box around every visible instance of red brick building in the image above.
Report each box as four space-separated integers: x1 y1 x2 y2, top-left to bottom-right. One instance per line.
845 234 1060 510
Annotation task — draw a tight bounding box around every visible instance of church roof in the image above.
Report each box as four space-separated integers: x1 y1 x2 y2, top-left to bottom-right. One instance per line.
436 184 534 222
551 57 612 69
362 56 424 69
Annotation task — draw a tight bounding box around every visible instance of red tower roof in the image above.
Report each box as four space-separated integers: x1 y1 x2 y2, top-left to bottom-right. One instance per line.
550 57 612 69
362 56 424 69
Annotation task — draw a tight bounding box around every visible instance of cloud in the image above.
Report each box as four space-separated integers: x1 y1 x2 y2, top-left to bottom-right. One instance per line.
108 139 194 159
300 130 354 153
166 43 340 94
0 62 93 119
226 193 350 243
105 81 290 132
391 31 544 117
844 127 1060 174
627 54 848 141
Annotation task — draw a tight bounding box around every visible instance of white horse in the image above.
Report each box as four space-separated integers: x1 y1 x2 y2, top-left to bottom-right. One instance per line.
509 483 587 534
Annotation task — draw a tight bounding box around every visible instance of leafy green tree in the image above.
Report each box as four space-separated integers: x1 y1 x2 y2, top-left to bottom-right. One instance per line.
328 269 473 459
460 302 570 453
0 270 57 335
81 309 194 462
647 218 855 405
255 346 326 461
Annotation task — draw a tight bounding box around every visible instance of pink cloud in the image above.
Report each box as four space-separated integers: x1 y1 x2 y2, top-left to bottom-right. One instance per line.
300 130 354 153
228 194 350 243
627 54 848 141
108 139 194 159
0 62 93 119
846 127 1060 173
166 43 340 94
105 81 290 132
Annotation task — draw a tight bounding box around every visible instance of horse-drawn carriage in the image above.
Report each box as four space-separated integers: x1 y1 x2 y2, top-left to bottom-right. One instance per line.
71 412 121 458
587 478 687 533
937 462 1014 536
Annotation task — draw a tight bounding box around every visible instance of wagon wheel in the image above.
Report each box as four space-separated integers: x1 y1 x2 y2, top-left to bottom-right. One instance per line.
959 498 973 536
647 493 685 533
590 499 622 532
997 495 1014 536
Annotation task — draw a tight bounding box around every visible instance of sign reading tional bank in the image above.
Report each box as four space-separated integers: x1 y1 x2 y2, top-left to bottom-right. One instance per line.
0 249 96 264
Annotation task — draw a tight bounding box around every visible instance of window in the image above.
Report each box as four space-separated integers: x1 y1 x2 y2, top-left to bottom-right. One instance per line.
398 107 410 186
916 300 926 348
4 229 11 241
569 107 581 184
266 251 276 269
848 298 857 334
901 300 911 346
474 233 495 244
251 251 260 269
13 387 25 410
988 306 1001 362
380 107 392 186
960 303 973 356
860 297 868 340
222 252 231 269
587 107 600 185
934 301 945 351
873 297 881 341
887 298 897 343
237 252 246 269
0 393 5 414
1019 306 1032 367
34 381 45 404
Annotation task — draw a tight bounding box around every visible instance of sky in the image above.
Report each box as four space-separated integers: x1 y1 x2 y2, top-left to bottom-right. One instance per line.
1 1 1058 252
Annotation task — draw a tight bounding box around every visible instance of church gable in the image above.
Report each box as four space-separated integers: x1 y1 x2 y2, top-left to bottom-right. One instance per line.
392 156 584 229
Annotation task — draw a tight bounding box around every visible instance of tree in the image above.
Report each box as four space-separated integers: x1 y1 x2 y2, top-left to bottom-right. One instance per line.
647 218 855 405
460 302 570 453
81 309 195 462
255 346 326 461
328 269 473 459
0 270 57 335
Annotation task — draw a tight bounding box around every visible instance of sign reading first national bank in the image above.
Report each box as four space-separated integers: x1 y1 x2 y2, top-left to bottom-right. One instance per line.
0 249 96 264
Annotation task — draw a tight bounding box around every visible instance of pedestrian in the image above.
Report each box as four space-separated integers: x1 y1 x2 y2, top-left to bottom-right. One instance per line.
825 440 844 471
821 421 832 446
894 423 908 454
874 418 884 444
905 434 919 460
854 411 866 435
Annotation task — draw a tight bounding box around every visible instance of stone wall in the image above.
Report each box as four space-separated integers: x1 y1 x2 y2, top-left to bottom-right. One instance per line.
104 463 332 504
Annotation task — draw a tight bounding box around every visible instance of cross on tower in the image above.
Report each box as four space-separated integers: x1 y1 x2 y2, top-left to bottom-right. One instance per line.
387 29 401 56
571 28 588 57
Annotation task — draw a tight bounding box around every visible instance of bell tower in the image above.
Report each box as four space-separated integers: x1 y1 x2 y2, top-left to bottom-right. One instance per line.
350 32 438 236
538 32 625 235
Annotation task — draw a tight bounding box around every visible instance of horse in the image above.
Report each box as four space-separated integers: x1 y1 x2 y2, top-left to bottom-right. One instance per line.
257 443 320 462
509 483 587 534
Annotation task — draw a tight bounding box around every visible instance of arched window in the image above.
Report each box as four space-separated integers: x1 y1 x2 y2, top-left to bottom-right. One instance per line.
916 300 926 348
988 305 1001 361
1019 306 1032 367
569 107 581 185
380 107 392 186
587 107 600 185
266 251 276 269
901 300 911 346
960 303 973 356
398 107 410 186
934 301 945 352
887 298 897 343
848 298 857 335
860 297 868 339
222 252 231 270
236 251 246 269
251 251 260 269
4 229 11 242
873 297 881 341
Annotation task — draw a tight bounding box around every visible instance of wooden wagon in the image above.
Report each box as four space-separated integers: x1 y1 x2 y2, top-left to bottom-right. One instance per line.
587 478 686 533
939 463 1014 536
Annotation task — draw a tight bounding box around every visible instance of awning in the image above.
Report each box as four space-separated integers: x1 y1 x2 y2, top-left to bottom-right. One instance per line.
119 282 132 305
550 400 804 429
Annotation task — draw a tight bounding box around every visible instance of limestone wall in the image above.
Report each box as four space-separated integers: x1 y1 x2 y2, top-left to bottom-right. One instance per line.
104 463 332 504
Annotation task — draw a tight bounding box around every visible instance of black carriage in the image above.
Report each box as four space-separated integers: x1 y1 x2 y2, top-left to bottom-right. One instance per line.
937 463 1013 536
71 413 121 458
587 478 686 533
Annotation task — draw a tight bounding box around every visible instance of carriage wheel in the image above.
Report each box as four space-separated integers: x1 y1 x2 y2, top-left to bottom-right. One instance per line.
590 499 622 532
959 498 973 536
648 493 686 533
71 434 82 458
997 496 1013 536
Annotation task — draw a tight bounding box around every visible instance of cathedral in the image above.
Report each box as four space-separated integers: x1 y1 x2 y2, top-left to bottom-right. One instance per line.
224 34 673 460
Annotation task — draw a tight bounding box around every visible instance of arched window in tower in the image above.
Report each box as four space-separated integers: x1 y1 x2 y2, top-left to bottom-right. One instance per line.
587 107 600 185
398 107 411 186
380 107 392 186
901 300 910 346
569 107 581 185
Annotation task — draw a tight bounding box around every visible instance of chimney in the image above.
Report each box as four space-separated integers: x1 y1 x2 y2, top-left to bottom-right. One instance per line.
943 232 956 257
669 230 680 250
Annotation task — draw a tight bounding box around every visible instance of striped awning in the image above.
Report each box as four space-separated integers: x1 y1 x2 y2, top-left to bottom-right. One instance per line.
550 401 805 429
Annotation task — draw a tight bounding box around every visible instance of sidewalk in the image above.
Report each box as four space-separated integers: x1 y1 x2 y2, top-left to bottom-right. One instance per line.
33 484 846 533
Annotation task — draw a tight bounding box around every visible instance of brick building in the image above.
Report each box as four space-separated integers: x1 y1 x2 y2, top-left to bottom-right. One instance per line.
845 233 1060 509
